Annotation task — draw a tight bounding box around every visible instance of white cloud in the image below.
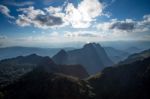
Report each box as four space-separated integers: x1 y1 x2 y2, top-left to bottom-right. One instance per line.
96 15 150 33
0 5 14 19
65 0 103 28
97 19 135 33
17 6 45 19
64 31 99 38
45 6 62 13
16 6 65 29
15 0 104 29
12 31 107 45
16 14 31 26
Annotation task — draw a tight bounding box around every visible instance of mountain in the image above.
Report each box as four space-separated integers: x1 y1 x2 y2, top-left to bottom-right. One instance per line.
88 57 150 99
0 54 89 87
52 43 114 74
0 54 44 86
52 49 68 64
35 56 89 79
104 47 130 63
0 46 75 60
1 48 150 99
2 71 94 99
59 65 89 79
120 49 150 64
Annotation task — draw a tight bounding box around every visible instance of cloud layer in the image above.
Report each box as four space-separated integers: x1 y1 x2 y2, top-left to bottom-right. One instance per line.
16 6 65 29
16 0 104 29
65 0 103 28
97 15 150 33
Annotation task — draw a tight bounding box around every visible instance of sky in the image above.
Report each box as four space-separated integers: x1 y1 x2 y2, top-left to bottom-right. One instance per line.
0 0 150 47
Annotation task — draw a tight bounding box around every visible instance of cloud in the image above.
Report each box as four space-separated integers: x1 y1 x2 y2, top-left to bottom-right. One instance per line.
16 6 65 29
65 0 103 28
44 6 62 13
16 0 104 29
0 5 14 19
109 19 135 31
6 1 34 7
96 15 150 33
64 31 100 38
34 14 63 27
16 14 31 26
13 31 103 46
138 14 150 32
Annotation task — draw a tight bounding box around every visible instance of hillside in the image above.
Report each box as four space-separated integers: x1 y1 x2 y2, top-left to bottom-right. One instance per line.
0 54 89 87
53 43 114 74
88 57 150 99
120 49 150 64
2 71 94 99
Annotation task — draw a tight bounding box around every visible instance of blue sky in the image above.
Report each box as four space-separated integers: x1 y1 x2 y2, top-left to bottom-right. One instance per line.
0 0 150 47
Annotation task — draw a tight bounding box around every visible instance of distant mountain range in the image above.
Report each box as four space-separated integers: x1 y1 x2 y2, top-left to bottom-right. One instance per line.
0 46 74 60
0 48 150 99
53 43 114 74
0 44 144 65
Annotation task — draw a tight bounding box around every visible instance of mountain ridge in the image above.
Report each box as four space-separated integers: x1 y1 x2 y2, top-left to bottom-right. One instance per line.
53 43 114 74
0 54 89 87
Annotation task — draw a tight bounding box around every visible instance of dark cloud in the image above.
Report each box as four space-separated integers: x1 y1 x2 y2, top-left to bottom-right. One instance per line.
109 22 135 31
35 14 63 26
16 6 65 29
97 15 150 33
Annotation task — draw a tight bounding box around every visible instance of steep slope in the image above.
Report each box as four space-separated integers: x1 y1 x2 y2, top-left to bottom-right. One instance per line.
60 65 89 79
0 54 89 87
2 70 94 99
88 57 150 99
35 56 89 79
53 43 113 74
52 49 68 64
104 47 130 63
120 49 150 64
